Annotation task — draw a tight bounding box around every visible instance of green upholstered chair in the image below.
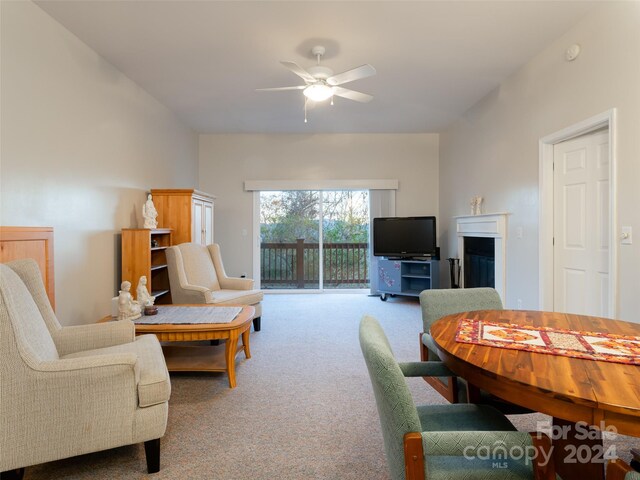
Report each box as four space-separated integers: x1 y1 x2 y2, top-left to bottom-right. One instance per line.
359 315 556 480
420 288 504 360
419 288 530 414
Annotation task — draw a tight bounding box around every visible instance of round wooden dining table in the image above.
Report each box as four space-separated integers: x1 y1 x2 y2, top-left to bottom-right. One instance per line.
431 309 640 480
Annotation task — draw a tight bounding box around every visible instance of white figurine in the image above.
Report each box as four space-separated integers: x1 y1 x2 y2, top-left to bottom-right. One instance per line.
470 196 478 215
474 196 483 215
142 194 158 229
118 280 141 321
136 275 156 307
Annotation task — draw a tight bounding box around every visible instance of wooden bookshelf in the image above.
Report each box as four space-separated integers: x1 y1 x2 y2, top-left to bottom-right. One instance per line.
121 228 173 304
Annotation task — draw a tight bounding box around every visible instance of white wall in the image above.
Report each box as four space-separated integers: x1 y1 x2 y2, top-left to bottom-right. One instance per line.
199 134 439 277
439 2 640 320
0 1 199 324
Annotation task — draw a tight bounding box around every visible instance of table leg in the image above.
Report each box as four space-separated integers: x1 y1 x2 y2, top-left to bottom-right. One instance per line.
225 331 239 389
466 383 482 404
242 328 251 359
551 417 605 480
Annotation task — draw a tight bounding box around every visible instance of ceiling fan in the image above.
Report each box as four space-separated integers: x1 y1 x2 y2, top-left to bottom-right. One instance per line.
257 45 376 119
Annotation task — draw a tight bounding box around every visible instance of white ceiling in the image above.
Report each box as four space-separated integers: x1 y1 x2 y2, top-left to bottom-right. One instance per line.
35 1 597 134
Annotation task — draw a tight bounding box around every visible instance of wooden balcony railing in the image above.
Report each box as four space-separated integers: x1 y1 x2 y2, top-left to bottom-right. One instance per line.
261 239 369 288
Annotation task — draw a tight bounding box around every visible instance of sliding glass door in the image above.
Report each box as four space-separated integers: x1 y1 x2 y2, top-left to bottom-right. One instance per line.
321 191 369 289
259 190 369 291
260 190 320 289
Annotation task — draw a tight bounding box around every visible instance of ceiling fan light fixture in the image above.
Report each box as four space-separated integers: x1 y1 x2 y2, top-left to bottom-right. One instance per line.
257 45 376 122
303 84 334 102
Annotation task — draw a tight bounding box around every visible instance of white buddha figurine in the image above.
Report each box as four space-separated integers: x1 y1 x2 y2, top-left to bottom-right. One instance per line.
142 193 158 229
118 280 142 321
136 275 156 307
474 196 484 215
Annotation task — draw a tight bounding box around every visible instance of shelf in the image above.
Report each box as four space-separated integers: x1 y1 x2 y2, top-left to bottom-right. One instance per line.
122 227 174 308
161 343 244 374
377 258 438 300
402 289 424 296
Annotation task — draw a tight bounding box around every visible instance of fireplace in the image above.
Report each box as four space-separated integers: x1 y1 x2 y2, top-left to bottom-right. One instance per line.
464 237 495 288
455 213 508 302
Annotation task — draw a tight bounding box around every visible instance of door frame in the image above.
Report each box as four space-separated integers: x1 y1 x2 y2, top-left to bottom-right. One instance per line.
538 109 617 317
252 191 261 289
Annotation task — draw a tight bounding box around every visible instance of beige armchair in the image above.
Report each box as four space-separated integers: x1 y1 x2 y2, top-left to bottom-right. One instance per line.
166 243 263 331
0 259 171 479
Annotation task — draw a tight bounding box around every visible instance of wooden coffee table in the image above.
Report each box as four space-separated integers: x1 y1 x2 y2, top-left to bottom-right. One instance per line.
107 305 255 388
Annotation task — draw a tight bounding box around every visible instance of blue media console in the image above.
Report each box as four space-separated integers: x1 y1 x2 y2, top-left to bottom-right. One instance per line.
376 258 439 301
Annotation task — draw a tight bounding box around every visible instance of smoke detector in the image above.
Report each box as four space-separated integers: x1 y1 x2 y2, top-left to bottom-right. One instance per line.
565 44 581 61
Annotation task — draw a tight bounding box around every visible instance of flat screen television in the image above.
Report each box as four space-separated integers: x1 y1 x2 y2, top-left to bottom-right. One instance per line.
373 216 437 259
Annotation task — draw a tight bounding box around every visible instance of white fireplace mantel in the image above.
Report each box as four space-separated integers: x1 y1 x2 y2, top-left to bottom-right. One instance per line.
455 213 510 302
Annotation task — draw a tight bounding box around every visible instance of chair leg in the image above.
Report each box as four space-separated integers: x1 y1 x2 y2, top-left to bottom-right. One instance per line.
144 438 161 474
253 316 261 332
630 447 640 472
1 468 25 480
606 459 635 480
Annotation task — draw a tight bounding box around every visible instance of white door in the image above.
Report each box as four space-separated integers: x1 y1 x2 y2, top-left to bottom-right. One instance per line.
204 202 214 245
553 129 609 316
193 199 204 244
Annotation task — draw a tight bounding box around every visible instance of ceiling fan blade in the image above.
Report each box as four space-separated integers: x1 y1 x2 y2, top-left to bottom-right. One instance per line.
326 64 376 86
332 87 373 103
256 86 306 92
280 61 316 83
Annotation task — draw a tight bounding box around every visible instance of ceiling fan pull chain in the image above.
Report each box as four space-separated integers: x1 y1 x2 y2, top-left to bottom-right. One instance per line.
304 98 308 123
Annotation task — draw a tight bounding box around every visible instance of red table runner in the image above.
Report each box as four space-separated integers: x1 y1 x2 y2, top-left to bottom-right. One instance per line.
455 318 640 365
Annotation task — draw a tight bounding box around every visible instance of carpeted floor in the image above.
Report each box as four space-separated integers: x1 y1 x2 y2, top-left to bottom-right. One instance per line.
25 294 637 479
